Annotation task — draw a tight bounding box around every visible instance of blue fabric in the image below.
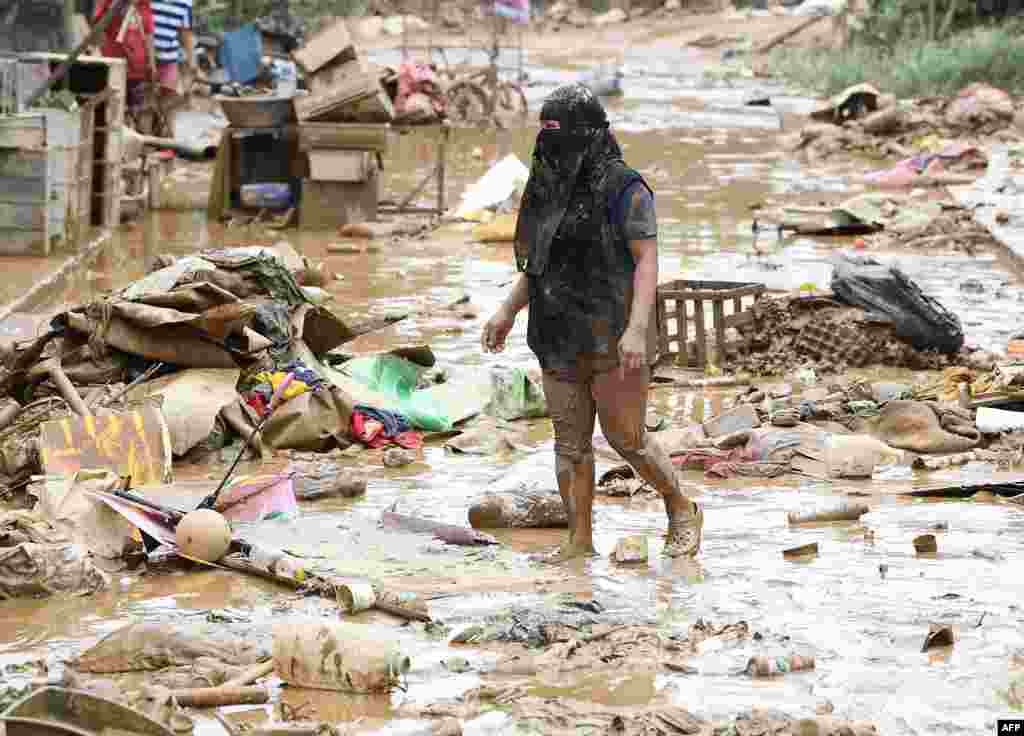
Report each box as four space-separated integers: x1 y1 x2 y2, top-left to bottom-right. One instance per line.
609 179 655 235
220 24 262 85
353 405 413 435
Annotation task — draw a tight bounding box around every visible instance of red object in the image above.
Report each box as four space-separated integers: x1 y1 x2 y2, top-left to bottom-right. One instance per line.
854 238 867 250
245 393 269 418
95 0 154 81
351 411 423 450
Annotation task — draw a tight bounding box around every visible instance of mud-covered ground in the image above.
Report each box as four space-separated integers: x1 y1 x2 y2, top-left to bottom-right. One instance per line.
1 20 1023 736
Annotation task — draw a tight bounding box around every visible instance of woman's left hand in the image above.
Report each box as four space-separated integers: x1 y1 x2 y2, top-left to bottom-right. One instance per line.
618 324 646 377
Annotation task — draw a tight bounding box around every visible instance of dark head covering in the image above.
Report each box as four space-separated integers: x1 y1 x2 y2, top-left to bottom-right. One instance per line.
514 83 625 275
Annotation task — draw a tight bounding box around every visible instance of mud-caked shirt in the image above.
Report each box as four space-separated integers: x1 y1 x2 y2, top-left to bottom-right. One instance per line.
526 166 660 373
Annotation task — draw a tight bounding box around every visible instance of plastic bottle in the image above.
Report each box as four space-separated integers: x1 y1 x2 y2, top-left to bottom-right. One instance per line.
272 620 411 693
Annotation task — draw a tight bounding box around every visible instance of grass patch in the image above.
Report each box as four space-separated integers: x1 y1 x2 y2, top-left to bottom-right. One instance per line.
770 26 1024 98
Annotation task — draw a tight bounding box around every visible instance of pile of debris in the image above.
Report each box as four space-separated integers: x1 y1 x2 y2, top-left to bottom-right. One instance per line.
723 255 964 376
793 82 1024 169
729 291 954 375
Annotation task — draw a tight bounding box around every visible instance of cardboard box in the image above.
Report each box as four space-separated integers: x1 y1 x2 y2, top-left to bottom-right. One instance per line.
292 17 357 74
307 150 373 182
300 167 379 229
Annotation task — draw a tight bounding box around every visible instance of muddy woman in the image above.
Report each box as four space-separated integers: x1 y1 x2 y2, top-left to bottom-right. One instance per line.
482 83 703 560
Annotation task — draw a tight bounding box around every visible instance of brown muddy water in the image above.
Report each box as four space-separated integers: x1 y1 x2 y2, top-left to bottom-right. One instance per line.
1 62 1023 736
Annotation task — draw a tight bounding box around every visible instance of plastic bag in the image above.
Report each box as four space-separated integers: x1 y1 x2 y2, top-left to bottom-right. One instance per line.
486 366 547 421
829 255 964 354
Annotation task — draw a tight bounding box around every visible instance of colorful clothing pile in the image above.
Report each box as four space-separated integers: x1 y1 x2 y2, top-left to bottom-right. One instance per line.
240 361 325 418
351 405 422 449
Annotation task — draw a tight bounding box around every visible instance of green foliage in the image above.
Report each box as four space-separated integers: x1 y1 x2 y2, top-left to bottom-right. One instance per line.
771 27 1024 98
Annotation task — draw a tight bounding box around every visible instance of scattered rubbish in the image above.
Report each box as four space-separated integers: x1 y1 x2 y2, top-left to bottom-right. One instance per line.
810 83 881 125
175 509 232 563
381 510 499 546
783 542 819 560
442 656 472 674
826 434 903 479
872 464 913 481
468 487 569 529
787 503 868 524
971 547 1005 562
0 543 108 600
0 687 175 736
702 404 760 438
337 582 376 614
383 448 417 467
168 685 269 708
746 654 815 677
612 536 648 564
74 623 268 673
293 466 367 500
913 534 938 555
872 401 980 454
976 407 1024 434
921 624 955 652
486 366 547 421
453 155 529 221
272 620 411 692
830 254 964 355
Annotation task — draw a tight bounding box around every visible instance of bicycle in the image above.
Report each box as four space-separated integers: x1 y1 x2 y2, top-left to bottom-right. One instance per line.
443 42 528 125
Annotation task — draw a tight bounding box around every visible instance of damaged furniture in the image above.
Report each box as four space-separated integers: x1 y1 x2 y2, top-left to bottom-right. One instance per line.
0 53 126 254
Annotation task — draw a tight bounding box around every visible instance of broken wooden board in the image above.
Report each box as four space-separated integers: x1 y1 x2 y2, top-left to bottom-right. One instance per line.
307 150 374 182
292 17 357 75
293 70 394 124
39 404 173 486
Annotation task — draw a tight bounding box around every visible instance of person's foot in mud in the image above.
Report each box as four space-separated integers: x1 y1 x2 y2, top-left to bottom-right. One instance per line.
664 498 703 558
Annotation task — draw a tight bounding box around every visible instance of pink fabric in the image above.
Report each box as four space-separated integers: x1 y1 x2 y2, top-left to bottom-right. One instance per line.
215 474 298 522
395 62 444 116
157 62 178 91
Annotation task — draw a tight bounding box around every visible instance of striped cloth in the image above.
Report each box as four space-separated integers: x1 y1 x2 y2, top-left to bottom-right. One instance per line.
152 0 193 65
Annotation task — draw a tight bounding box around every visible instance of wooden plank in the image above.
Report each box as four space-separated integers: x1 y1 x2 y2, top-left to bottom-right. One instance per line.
292 17 356 74
300 171 379 229
658 285 765 301
678 299 688 368
0 149 47 179
294 70 394 123
306 57 369 98
307 150 372 182
712 299 726 366
693 299 707 370
297 123 390 152
0 228 47 255
0 116 46 149
657 297 670 357
0 202 45 229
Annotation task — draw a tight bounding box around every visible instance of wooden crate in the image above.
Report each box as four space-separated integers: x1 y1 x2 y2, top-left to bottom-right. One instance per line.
0 110 83 256
11 53 126 231
300 166 379 230
292 17 356 75
657 279 766 369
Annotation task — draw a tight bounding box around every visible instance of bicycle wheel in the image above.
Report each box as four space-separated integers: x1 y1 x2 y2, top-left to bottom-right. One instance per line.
494 81 528 119
446 81 490 124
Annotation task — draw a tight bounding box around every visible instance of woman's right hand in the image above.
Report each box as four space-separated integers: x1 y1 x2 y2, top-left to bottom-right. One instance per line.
481 307 515 353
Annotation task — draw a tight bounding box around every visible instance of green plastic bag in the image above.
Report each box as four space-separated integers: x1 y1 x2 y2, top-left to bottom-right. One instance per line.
342 355 453 432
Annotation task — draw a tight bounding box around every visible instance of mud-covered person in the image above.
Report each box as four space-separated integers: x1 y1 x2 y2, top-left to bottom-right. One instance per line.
481 84 703 560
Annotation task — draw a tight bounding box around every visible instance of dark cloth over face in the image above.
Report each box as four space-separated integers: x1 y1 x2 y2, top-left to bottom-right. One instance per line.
515 84 618 276
514 84 659 373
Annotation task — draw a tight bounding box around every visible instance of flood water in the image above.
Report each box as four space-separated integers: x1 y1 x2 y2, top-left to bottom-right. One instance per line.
1 53 1022 736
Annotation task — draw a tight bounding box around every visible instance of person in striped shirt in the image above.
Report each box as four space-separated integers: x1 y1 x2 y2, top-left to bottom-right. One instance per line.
152 0 195 93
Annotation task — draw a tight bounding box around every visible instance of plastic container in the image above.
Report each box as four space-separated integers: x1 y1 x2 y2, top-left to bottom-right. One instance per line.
240 182 293 210
272 620 410 693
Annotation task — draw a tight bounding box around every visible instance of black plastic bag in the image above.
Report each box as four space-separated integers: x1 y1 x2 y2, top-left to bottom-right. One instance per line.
830 255 964 355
